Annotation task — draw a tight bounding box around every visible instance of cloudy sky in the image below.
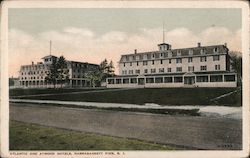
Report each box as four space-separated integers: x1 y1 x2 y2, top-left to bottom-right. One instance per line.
9 8 242 77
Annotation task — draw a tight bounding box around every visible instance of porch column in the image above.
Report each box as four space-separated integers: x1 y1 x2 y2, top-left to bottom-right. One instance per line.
222 75 225 82
153 77 155 83
208 75 210 82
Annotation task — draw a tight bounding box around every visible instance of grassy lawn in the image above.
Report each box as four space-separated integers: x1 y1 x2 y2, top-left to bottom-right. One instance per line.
10 121 176 150
9 88 107 97
20 87 241 106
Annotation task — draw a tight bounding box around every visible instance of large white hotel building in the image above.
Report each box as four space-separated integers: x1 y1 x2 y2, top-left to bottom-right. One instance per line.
106 42 237 88
18 55 99 88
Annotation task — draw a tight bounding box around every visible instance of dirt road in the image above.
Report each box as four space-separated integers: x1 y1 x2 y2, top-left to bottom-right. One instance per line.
10 103 242 150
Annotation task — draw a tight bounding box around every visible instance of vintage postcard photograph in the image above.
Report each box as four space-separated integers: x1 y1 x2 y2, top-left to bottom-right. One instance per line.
0 0 249 158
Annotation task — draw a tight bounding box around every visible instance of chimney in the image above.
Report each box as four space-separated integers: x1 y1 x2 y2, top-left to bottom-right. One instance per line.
134 49 137 54
224 43 227 47
32 61 34 65
197 42 201 47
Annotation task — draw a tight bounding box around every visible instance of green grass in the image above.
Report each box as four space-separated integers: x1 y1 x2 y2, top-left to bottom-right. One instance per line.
21 88 241 106
9 88 107 97
10 121 177 150
212 90 242 106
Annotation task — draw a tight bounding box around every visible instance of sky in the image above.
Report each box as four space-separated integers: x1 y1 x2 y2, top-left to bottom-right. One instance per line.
8 8 242 77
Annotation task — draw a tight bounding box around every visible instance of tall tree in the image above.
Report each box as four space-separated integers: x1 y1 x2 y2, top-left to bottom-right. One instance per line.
57 56 69 88
45 58 58 88
108 60 115 76
229 51 242 85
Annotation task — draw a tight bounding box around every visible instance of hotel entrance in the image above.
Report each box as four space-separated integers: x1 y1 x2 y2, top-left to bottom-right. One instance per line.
138 78 145 85
184 76 195 85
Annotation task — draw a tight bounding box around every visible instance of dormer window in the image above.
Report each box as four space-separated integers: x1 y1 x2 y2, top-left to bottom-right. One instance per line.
177 50 181 56
189 49 193 55
214 47 218 53
125 56 129 61
200 48 206 54
168 51 173 57
152 54 155 58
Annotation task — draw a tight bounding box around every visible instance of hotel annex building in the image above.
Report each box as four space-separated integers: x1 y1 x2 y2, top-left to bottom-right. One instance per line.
18 55 99 88
106 42 237 88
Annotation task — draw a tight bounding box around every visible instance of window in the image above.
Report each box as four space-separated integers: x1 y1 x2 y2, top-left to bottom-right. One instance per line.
215 65 220 70
176 58 182 63
146 78 154 83
160 60 163 64
152 54 155 58
210 75 223 82
122 70 127 75
164 77 173 83
188 66 194 72
167 68 171 72
143 61 148 66
147 54 151 59
200 66 207 71
116 79 122 84
151 69 156 73
144 69 148 74
174 77 183 83
200 48 206 54
188 57 193 63
169 59 172 64
176 67 182 72
128 70 133 74
224 75 236 82
152 60 154 65
130 78 137 84
137 61 139 66
177 50 181 56
135 70 140 74
125 56 129 61
189 49 193 55
123 63 125 67
213 55 220 61
108 79 115 84
155 77 163 83
132 56 136 60
214 47 218 53
159 68 164 73
160 53 163 57
200 56 207 62
130 62 132 66
196 76 208 82
123 79 129 84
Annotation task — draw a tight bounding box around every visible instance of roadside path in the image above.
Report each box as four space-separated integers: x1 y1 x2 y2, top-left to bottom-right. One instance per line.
10 103 242 150
10 99 242 119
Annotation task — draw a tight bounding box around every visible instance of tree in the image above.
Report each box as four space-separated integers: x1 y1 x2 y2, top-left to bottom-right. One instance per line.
107 60 115 76
99 59 116 82
45 58 58 88
84 70 102 87
45 56 69 88
57 56 69 88
229 51 242 85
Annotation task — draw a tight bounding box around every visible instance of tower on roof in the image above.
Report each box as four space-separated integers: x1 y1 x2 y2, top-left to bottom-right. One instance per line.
158 22 171 51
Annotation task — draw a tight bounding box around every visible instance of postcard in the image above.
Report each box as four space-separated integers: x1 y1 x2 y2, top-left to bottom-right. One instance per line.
1 0 249 158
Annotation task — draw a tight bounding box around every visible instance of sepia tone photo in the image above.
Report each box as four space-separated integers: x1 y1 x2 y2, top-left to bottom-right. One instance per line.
1 1 249 158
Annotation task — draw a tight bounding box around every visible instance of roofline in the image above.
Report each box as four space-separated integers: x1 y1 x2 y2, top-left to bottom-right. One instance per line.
121 44 227 56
